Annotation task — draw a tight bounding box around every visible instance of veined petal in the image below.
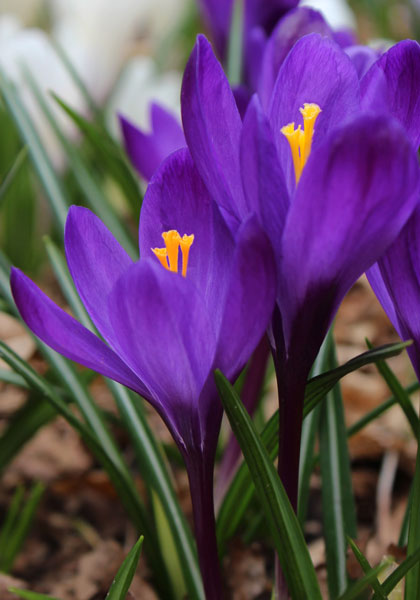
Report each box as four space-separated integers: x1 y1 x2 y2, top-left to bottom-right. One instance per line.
140 148 236 316
367 208 420 380
214 216 277 380
240 95 289 265
269 33 360 195
108 259 217 449
361 39 420 148
65 206 133 352
345 45 380 80
280 114 420 369
259 8 334 109
119 104 185 181
10 268 148 396
181 35 246 223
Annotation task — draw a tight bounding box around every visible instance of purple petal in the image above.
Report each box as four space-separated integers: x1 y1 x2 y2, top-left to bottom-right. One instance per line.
367 208 420 380
139 147 235 314
119 103 185 181
280 114 420 367
65 206 133 352
361 40 420 148
259 8 334 109
333 28 357 49
214 216 277 380
108 259 217 449
240 95 289 265
10 268 148 396
181 35 246 223
345 45 380 79
269 33 360 195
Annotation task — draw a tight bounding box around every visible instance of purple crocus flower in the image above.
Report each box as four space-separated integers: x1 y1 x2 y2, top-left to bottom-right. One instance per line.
361 40 420 378
181 33 420 509
11 149 276 599
196 0 299 59
119 103 185 182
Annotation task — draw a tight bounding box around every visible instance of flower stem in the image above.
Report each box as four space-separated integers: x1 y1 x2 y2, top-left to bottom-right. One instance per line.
185 451 223 600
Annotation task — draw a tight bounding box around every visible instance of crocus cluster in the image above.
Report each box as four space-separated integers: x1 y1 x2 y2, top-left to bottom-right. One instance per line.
11 4 420 598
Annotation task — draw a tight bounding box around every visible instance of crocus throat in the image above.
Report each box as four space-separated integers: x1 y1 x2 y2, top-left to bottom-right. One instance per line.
281 103 322 184
152 230 194 277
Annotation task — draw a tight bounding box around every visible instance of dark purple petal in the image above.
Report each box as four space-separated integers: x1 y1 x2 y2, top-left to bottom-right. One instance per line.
259 8 334 109
240 95 289 265
108 259 217 449
119 104 185 181
214 216 277 379
181 35 246 223
361 40 420 148
196 0 233 57
269 33 360 195
244 26 267 93
139 148 235 313
279 114 420 367
10 268 148 396
367 208 420 379
345 45 380 79
65 206 133 352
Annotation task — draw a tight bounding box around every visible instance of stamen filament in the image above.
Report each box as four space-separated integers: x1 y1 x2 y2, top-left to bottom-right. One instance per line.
162 230 181 272
152 230 195 277
151 247 169 270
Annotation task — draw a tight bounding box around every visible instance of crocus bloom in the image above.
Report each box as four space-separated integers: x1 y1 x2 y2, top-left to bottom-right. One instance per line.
181 33 420 509
196 0 298 59
11 149 276 599
119 103 185 181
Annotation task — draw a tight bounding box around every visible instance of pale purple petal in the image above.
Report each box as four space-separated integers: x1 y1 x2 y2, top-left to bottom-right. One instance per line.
11 268 148 396
361 40 420 147
181 35 246 223
65 206 133 352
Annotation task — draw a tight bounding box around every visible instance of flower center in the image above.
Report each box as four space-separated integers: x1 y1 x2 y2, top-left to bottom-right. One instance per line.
281 103 322 184
151 230 194 277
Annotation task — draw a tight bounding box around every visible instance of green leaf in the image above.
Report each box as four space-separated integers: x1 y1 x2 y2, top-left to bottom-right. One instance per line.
337 560 390 600
217 340 410 548
0 68 69 231
227 0 244 85
406 408 420 599
347 537 386 600
52 94 141 218
319 331 357 598
9 589 61 600
379 545 420 597
215 370 322 600
0 393 57 473
0 146 28 208
366 339 419 437
0 482 44 573
21 65 137 257
105 536 143 600
305 340 412 416
0 340 170 595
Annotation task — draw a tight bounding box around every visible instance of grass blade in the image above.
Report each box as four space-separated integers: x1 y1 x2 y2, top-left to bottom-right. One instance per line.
406 406 420 599
337 561 390 600
347 537 386 599
380 545 420 597
215 369 322 600
367 340 419 437
0 68 69 231
9 590 61 600
226 0 244 85
0 146 28 208
106 536 144 600
0 482 44 573
319 332 357 597
21 65 137 257
0 393 57 473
